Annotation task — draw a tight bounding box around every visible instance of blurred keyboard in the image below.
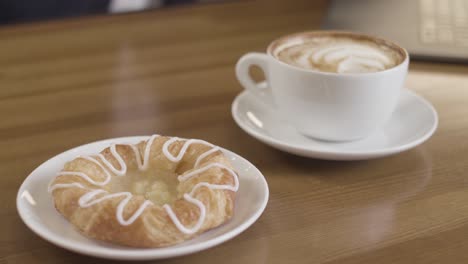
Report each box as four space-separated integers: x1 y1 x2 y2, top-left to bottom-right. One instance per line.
420 0 468 46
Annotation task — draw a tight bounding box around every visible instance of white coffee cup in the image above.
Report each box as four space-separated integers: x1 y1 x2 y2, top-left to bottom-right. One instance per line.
235 31 409 141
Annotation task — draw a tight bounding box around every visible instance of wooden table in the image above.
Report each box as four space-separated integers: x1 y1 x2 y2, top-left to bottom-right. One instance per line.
2 0 468 263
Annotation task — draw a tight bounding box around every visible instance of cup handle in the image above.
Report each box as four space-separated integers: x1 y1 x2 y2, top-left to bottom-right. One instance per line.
235 52 274 107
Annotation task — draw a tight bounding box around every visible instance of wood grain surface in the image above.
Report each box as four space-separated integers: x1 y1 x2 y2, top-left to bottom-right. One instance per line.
2 0 468 263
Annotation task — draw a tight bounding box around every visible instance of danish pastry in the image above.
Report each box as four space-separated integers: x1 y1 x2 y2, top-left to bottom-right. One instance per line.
48 135 239 247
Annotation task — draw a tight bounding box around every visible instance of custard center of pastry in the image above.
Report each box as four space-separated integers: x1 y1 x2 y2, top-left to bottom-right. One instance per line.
109 169 178 206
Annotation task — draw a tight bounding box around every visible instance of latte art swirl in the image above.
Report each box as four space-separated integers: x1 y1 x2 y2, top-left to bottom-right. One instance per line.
275 36 403 74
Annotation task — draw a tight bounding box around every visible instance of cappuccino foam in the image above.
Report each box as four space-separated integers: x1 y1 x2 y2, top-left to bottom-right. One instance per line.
274 35 404 74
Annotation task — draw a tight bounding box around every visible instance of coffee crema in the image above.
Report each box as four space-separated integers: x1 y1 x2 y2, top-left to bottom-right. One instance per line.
273 34 405 74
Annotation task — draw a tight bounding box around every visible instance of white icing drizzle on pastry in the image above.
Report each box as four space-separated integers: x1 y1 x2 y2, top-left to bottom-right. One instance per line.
178 162 238 185
162 137 214 162
79 189 153 226
48 135 239 232
163 162 239 234
80 156 113 178
139 134 158 170
194 146 220 168
82 134 159 178
48 182 86 193
55 171 111 186
163 194 206 234
186 164 239 194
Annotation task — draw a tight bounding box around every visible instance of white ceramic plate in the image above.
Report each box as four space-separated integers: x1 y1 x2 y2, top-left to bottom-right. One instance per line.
232 88 438 160
16 136 269 260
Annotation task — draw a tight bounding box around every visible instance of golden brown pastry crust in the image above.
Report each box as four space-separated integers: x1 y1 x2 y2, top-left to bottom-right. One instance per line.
48 136 238 247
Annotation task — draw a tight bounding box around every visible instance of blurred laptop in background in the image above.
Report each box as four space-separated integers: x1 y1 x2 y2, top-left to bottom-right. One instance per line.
322 0 468 62
0 0 223 25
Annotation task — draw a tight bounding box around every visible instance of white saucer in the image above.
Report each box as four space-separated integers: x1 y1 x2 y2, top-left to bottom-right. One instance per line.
232 88 438 160
16 136 269 260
